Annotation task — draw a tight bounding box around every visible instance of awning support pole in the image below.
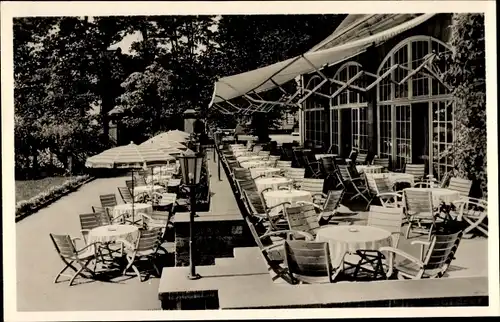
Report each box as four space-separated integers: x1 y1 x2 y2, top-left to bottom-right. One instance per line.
329 71 364 100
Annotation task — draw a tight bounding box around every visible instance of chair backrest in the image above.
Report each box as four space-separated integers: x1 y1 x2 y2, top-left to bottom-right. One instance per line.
237 178 258 192
367 206 403 246
258 151 271 157
92 206 104 213
292 149 306 167
356 153 368 165
439 171 452 188
135 176 147 186
447 177 472 198
99 194 117 208
404 164 426 181
267 155 280 167
135 227 163 252
336 165 351 182
233 167 252 180
373 158 390 169
79 213 101 231
227 160 240 169
285 168 306 181
242 189 266 215
276 160 292 169
95 210 112 226
50 234 78 258
125 180 135 190
285 204 321 237
404 189 434 217
422 231 463 277
374 176 393 195
322 189 345 214
118 187 134 204
298 178 325 194
284 240 332 279
253 145 263 153
321 157 336 175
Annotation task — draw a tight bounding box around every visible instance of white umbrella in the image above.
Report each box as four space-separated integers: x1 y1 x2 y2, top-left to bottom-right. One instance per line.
86 142 175 223
150 131 189 144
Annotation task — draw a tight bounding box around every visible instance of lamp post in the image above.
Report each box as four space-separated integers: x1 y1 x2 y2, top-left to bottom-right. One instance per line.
178 152 204 280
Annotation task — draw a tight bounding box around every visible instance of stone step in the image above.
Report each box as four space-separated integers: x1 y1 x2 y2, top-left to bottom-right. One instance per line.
233 246 263 260
214 257 235 266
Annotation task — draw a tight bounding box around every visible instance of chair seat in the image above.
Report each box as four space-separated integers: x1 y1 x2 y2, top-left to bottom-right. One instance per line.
75 248 96 260
291 273 332 284
394 258 441 279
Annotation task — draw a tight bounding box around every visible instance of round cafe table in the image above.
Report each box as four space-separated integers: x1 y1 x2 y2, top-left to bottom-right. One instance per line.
356 165 384 174
88 224 139 251
240 160 269 169
145 174 172 185
263 189 312 217
250 167 282 179
316 225 392 268
112 203 152 221
315 154 338 160
255 177 292 193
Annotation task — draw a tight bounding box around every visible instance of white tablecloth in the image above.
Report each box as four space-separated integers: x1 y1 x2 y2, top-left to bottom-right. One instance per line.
365 172 415 194
263 189 312 217
240 160 269 169
250 167 282 179
112 203 153 220
356 165 384 174
237 155 265 163
316 225 392 268
145 174 172 185
405 188 462 206
255 177 292 193
315 154 338 160
88 224 139 250
233 150 252 157
132 185 165 199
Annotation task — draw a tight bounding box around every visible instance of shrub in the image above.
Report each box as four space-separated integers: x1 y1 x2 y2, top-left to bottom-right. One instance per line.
15 174 91 220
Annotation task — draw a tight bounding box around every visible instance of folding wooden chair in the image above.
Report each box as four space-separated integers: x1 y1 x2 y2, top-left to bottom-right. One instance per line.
380 231 463 279
296 189 348 224
49 233 101 286
296 178 327 204
337 165 370 203
404 164 426 182
453 197 487 237
242 188 290 233
447 177 473 199
302 154 322 178
118 187 134 204
268 155 281 167
119 227 166 282
404 189 443 240
372 158 390 171
321 156 337 177
284 240 339 284
355 153 368 165
284 168 306 188
366 176 404 210
79 213 101 244
99 194 117 208
233 167 254 181
284 204 322 239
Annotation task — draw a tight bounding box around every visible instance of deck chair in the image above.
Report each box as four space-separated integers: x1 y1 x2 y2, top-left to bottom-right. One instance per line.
372 158 390 171
337 165 370 203
119 227 166 282
349 206 405 280
236 178 259 195
284 240 338 284
233 167 253 181
140 205 176 242
295 178 327 204
380 231 463 279
404 189 442 240
118 187 134 204
284 168 306 188
415 171 452 188
125 180 135 190
453 197 488 237
321 157 337 177
447 177 473 199
242 188 290 233
366 176 404 210
355 153 368 165
284 204 322 239
302 154 322 178
404 164 426 182
99 194 118 208
79 213 101 243
49 233 100 286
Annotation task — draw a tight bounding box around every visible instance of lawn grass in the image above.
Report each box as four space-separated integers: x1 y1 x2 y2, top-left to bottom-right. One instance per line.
15 176 69 203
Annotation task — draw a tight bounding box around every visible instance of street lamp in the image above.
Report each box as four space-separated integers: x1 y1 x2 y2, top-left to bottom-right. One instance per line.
178 152 205 280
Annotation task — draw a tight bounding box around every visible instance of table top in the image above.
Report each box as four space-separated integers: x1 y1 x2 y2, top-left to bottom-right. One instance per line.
316 225 391 243
255 177 290 185
263 189 311 199
133 185 164 192
113 203 151 211
357 165 384 170
90 224 138 238
315 154 338 160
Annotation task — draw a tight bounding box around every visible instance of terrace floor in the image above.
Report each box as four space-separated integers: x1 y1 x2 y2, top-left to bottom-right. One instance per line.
15 136 488 311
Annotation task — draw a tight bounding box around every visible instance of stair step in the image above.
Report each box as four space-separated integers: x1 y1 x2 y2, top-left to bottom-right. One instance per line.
215 257 235 266
233 246 262 260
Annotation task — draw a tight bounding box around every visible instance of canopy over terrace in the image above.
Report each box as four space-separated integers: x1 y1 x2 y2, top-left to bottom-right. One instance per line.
209 13 439 115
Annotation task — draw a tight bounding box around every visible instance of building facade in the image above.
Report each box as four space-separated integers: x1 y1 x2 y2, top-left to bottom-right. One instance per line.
300 14 455 179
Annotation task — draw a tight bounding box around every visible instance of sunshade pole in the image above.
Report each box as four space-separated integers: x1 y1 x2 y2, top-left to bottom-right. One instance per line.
131 169 135 224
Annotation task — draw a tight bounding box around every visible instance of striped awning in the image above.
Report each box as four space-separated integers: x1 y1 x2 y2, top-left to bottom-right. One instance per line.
140 140 193 156
85 142 175 169
147 131 189 144
210 13 435 109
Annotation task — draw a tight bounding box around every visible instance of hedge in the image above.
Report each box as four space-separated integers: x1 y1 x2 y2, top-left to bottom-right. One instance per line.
15 174 94 222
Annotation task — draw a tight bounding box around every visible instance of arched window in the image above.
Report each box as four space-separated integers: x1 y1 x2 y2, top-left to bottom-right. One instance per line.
330 62 368 155
304 75 326 146
376 36 453 177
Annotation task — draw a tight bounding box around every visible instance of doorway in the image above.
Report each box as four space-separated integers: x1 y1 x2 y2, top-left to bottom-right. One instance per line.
411 102 429 168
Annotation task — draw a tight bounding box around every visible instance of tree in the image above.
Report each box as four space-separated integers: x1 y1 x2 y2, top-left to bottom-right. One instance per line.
444 13 486 198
